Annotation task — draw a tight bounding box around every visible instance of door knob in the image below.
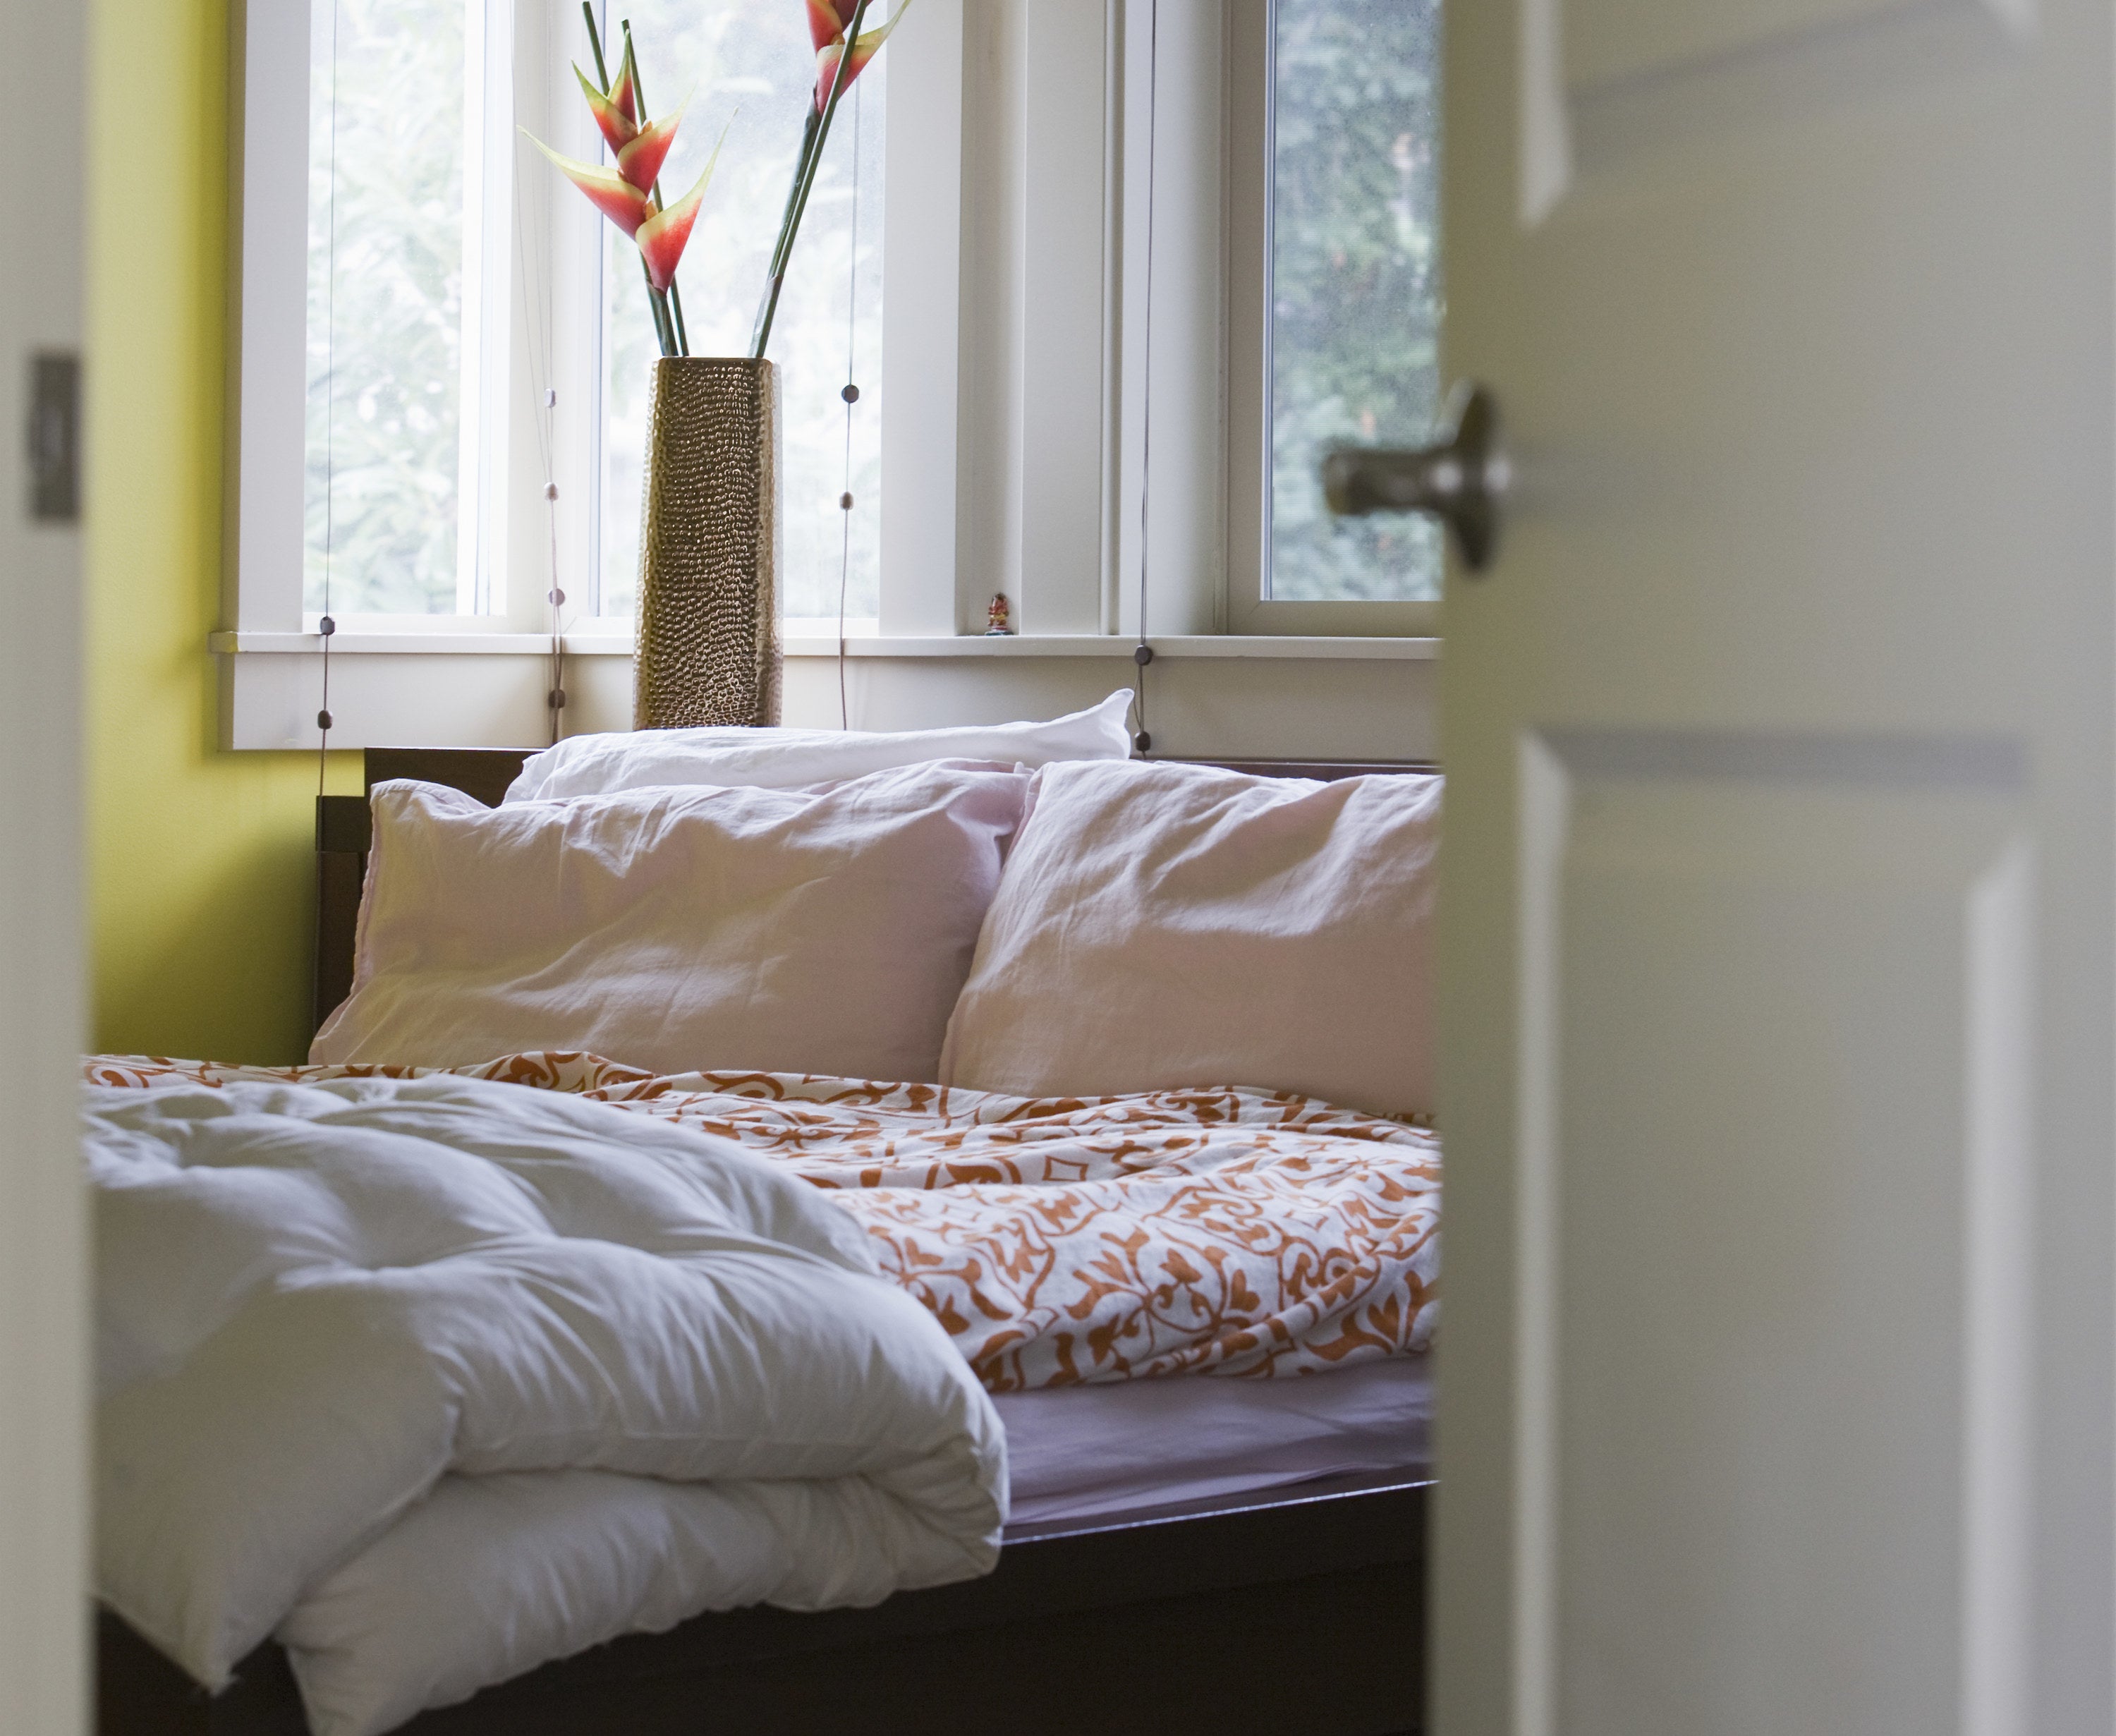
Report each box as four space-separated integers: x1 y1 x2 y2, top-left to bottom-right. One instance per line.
1322 382 1510 572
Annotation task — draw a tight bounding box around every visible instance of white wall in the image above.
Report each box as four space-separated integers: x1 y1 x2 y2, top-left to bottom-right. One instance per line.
0 0 87 1726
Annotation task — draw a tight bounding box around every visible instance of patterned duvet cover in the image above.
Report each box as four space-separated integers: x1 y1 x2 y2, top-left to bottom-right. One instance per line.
87 1052 1440 1390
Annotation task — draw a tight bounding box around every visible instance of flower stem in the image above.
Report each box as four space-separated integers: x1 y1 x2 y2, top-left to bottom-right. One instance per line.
581 1 607 82
750 0 870 358
750 114 817 358
750 272 786 363
621 18 688 356
583 6 679 358
765 107 822 286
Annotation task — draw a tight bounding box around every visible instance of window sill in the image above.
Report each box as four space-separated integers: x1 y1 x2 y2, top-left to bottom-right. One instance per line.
209 630 1441 661
211 629 1440 754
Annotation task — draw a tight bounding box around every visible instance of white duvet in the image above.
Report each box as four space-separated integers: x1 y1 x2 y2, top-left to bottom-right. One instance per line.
89 1075 1007 1736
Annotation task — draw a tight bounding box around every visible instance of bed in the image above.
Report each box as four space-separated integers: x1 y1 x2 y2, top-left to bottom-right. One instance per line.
95 738 1440 1736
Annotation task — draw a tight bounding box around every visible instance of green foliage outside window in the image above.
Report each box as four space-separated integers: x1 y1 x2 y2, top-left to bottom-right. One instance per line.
304 0 470 617
1269 0 1442 603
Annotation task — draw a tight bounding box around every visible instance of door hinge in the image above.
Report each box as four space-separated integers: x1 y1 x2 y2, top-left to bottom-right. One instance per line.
27 351 80 524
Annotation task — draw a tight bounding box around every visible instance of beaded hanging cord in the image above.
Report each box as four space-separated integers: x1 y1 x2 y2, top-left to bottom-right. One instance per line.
521 11 597 743
1131 0 1161 755
315 0 342 794
317 0 574 770
836 83 864 731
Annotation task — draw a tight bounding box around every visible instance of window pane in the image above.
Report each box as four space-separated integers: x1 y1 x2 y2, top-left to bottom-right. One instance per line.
305 0 475 616
597 6 884 621
1267 0 1442 602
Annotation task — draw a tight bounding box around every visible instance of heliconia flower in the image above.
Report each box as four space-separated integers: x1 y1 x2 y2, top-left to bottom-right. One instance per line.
608 35 640 129
572 61 638 154
616 88 691 193
805 0 857 54
523 133 652 236
636 119 731 292
810 1 911 112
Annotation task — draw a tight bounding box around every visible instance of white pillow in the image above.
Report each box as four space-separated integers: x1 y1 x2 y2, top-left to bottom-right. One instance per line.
312 762 1032 1081
940 759 1440 1119
504 690 1135 803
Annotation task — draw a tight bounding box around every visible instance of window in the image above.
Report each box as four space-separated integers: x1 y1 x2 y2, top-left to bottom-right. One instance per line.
1227 0 1443 634
1265 0 1442 604
588 3 884 626
303 0 511 621
229 0 1436 751
295 0 884 630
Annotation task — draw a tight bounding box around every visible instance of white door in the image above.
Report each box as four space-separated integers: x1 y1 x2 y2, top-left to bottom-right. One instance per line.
1436 4 2113 1732
0 0 85 1728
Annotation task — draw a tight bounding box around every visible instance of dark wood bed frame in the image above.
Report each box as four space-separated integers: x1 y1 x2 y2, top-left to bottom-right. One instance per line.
99 748 1435 1736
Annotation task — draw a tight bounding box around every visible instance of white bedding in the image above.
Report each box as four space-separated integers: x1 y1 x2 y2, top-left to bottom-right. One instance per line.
998 1353 1433 1525
90 1075 1007 1736
502 688 1135 802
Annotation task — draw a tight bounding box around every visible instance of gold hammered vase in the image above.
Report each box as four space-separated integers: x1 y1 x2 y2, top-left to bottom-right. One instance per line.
633 357 783 728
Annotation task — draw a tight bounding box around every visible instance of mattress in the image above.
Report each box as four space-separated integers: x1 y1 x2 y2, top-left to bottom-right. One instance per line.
997 1353 1434 1526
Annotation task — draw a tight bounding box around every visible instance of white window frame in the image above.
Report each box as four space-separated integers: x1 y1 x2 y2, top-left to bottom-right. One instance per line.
240 0 520 638
220 0 1435 751
454 0 514 618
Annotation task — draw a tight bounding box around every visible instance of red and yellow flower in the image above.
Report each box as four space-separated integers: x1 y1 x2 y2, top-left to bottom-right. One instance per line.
525 34 724 306
526 4 917 363
804 0 911 113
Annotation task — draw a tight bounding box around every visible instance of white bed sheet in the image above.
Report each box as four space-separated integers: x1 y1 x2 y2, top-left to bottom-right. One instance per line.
996 1354 1433 1526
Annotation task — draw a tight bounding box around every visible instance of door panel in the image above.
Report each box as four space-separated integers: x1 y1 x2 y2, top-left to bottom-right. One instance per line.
0 0 85 1726
1519 732 2031 1736
1526 0 2035 230
1563 0 2026 97
1437 0 2111 1728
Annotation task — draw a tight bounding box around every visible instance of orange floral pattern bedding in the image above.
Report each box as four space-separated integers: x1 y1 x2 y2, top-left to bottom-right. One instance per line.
85 1052 1440 1391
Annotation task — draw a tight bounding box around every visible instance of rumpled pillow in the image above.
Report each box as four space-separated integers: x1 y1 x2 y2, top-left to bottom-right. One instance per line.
311 761 1032 1081
504 690 1134 803
939 759 1440 1119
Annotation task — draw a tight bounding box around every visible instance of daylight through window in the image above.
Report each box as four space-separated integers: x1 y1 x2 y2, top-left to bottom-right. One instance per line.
1266 0 1442 604
304 0 503 618
592 1 884 623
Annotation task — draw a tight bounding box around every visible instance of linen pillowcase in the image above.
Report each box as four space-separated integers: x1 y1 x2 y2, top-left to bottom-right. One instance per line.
311 761 1033 1081
503 690 1134 803
939 759 1440 1119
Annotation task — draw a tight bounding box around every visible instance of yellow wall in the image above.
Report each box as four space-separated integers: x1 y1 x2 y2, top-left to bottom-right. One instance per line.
88 0 357 1064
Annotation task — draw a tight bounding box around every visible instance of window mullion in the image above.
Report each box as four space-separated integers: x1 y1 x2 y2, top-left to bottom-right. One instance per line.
502 0 594 638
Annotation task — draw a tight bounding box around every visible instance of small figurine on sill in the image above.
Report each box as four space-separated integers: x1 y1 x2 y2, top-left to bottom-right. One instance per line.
985 593 1014 636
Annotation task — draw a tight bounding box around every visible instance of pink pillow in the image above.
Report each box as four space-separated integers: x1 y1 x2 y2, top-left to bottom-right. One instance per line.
312 762 1032 1081
939 760 1440 1118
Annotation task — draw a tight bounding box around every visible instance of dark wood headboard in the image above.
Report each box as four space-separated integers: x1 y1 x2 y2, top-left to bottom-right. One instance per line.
315 748 536 1033
314 747 1440 1037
